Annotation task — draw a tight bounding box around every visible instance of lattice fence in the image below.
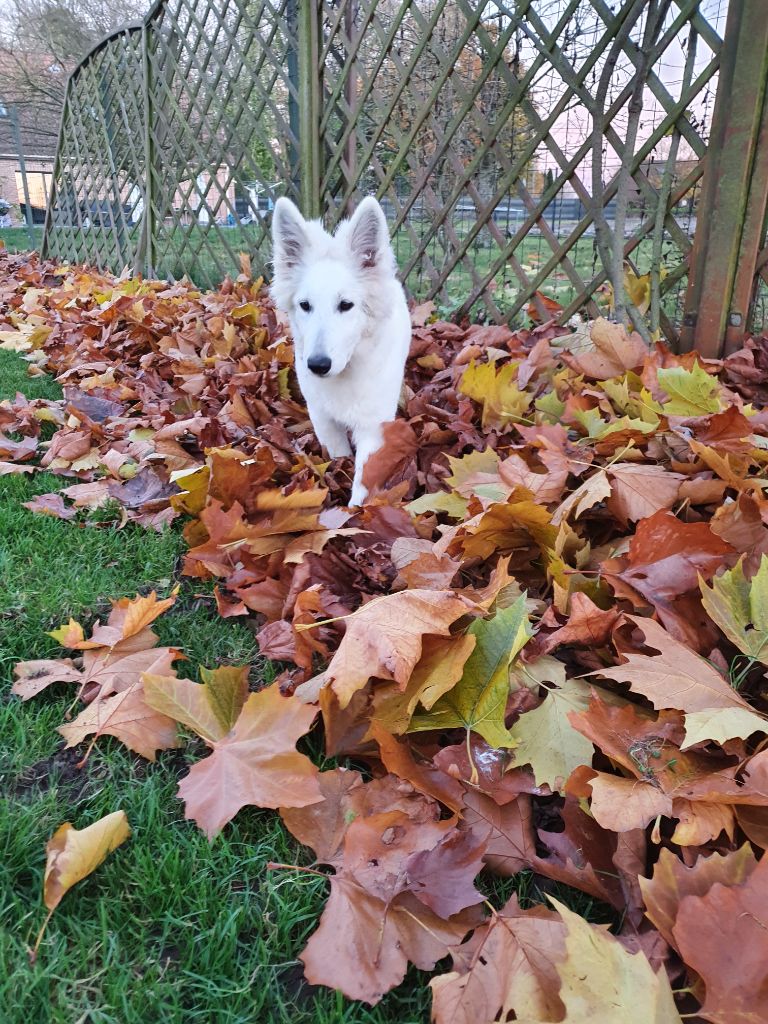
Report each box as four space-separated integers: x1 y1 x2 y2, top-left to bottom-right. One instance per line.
45 26 146 271
41 0 768 352
142 0 302 282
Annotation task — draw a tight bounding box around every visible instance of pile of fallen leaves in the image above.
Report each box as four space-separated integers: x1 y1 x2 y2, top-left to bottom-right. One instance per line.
4 244 768 1020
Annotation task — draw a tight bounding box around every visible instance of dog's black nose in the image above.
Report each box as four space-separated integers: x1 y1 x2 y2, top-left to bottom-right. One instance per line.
308 355 332 376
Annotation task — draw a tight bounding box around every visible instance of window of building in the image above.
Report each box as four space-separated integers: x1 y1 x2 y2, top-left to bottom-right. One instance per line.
15 171 52 209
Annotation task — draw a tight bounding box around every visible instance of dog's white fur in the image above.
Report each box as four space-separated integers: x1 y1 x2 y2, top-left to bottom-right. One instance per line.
270 196 411 506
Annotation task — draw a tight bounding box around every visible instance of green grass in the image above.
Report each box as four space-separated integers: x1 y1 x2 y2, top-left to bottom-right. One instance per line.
392 231 689 325
155 224 687 325
0 226 44 254
0 349 610 1024
27 216 689 327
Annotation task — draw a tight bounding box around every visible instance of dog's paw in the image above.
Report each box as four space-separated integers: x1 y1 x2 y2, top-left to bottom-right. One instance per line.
349 484 368 507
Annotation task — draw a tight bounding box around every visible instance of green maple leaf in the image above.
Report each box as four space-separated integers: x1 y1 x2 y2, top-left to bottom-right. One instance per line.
657 361 722 416
508 677 594 791
407 490 469 518
143 664 250 742
408 595 532 748
700 554 768 669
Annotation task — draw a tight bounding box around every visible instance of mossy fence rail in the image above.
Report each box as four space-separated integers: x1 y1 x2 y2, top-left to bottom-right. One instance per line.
41 0 768 356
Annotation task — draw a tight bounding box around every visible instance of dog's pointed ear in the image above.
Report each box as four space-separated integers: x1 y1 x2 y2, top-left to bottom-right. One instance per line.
272 197 308 272
347 197 390 271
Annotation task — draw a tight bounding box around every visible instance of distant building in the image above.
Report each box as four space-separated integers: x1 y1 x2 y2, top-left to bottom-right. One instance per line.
0 52 61 224
640 156 700 190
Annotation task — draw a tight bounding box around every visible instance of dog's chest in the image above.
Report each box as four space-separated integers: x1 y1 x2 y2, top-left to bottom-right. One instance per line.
298 355 399 430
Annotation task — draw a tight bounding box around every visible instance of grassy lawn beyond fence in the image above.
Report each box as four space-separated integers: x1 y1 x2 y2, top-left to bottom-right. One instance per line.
0 227 44 254
1 221 690 326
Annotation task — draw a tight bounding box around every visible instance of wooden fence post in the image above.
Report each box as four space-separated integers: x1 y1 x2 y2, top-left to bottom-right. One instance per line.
298 0 321 219
287 0 301 200
136 21 154 277
40 81 70 260
6 104 36 249
681 0 768 356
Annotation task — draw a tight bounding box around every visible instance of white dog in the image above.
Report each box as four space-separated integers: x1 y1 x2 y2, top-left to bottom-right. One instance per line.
270 196 411 506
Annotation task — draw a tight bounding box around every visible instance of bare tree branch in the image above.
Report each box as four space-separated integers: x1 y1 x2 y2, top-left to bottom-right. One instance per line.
0 0 147 145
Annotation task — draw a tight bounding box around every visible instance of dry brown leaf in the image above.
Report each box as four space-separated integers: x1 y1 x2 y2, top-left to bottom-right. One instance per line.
58 683 181 761
606 462 685 525
562 317 648 378
430 896 567 1024
671 855 768 1023
178 683 322 837
300 879 478 1005
43 810 131 911
325 589 472 708
639 844 757 950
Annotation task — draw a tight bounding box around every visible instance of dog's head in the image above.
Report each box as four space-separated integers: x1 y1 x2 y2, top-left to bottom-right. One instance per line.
270 196 396 378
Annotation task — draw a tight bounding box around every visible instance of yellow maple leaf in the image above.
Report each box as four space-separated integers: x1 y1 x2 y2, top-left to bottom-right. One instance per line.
48 618 86 647
43 811 131 912
445 447 500 488
546 897 684 1023
34 811 131 961
459 360 531 429
170 464 211 515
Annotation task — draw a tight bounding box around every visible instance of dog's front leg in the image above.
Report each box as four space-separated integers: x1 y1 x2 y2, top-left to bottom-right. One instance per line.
349 424 383 507
310 407 352 460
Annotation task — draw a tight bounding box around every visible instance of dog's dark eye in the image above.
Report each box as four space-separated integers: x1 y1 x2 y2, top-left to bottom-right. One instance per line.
338 300 354 313
299 300 312 312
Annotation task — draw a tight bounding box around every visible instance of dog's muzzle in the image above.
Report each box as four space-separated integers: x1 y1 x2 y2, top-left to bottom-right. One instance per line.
307 355 332 376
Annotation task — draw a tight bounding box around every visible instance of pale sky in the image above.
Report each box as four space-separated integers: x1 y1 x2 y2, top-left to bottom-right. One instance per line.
497 0 729 188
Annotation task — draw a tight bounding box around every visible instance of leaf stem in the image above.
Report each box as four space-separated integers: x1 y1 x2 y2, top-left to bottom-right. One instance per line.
466 728 479 786
266 861 328 878
30 907 54 964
